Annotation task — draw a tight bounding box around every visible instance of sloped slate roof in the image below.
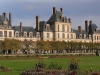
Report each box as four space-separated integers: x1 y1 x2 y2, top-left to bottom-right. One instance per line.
0 15 11 26
73 30 88 38
13 26 36 36
88 23 98 34
39 21 46 31
47 11 67 23
39 21 53 31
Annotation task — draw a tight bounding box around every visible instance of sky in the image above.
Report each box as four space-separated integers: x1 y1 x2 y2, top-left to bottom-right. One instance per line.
0 0 100 29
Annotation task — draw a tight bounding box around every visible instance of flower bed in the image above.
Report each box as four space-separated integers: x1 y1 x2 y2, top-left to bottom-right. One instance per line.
20 57 100 75
0 65 12 72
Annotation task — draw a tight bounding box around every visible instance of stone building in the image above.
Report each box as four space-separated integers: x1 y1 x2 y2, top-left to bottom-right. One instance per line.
0 7 100 42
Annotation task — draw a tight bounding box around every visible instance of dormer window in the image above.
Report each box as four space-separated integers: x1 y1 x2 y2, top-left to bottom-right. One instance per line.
36 32 40 38
79 34 82 39
29 32 33 38
60 15 65 22
84 34 86 39
24 32 27 38
95 28 98 33
46 25 50 31
15 32 19 37
4 25 7 29
62 17 65 22
71 28 73 32
60 16 62 22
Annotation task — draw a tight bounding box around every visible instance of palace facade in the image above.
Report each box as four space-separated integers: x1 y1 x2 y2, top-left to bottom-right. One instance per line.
0 7 100 42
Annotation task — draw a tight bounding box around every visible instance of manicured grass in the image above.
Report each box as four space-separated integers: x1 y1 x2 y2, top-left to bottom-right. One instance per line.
0 56 100 75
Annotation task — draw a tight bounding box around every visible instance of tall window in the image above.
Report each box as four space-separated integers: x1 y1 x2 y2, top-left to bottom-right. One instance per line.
58 25 59 31
9 32 12 37
94 36 96 40
67 34 69 39
58 33 59 38
0 31 2 37
67 26 69 32
47 33 49 38
15 33 19 37
62 25 64 32
4 31 7 37
71 34 73 39
62 33 65 38
97 36 98 40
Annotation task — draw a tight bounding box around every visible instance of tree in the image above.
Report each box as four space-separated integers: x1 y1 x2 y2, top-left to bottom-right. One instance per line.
2 38 11 54
23 39 33 54
10 39 22 54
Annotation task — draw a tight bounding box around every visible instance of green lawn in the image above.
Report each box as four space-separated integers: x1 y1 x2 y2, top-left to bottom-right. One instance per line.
0 56 100 75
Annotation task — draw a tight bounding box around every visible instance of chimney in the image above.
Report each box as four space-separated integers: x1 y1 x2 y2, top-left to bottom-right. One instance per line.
3 12 6 20
60 8 63 12
20 22 22 32
85 20 88 32
78 26 82 34
68 18 72 23
9 13 12 25
36 16 40 31
53 7 56 14
89 20 92 25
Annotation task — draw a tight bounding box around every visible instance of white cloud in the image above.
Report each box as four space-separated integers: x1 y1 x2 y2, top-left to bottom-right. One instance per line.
23 5 43 10
24 5 34 10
